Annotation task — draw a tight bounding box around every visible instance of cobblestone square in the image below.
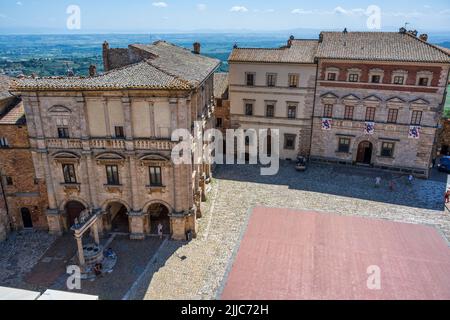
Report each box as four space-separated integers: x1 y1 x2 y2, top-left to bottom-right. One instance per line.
143 162 450 300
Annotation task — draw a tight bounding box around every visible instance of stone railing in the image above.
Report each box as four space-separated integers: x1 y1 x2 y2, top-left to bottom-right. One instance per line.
134 140 174 150
47 139 82 149
90 139 126 150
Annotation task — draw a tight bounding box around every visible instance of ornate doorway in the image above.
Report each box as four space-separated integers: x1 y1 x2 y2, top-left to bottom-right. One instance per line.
356 141 373 164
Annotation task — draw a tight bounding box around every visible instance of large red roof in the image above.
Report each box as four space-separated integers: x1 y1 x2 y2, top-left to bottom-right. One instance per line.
221 207 450 300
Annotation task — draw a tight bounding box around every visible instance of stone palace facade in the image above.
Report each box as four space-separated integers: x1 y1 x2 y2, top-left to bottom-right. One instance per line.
11 41 220 240
229 30 450 177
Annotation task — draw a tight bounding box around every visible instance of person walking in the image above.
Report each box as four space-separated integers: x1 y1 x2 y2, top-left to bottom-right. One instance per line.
445 190 450 204
375 177 381 188
158 222 164 239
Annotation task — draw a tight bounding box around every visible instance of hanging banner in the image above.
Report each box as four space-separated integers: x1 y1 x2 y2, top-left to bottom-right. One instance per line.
408 126 420 139
364 122 375 135
322 118 332 130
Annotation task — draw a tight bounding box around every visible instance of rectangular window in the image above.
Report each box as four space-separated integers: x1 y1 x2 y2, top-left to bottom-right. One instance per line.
216 117 223 128
267 74 277 87
411 111 423 125
266 104 275 118
216 98 223 107
338 138 351 153
5 176 13 186
287 105 297 119
418 77 429 86
393 76 404 85
344 106 354 120
62 164 77 184
246 73 255 86
327 73 337 81
245 103 253 116
149 166 162 187
365 107 376 122
371 75 381 83
323 104 333 118
348 74 359 82
57 127 70 139
289 74 299 87
284 134 296 150
381 142 395 157
114 126 125 138
106 165 120 185
0 137 9 148
387 109 398 124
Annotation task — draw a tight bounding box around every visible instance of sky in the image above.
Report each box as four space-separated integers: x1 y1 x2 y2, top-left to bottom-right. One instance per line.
0 0 449 34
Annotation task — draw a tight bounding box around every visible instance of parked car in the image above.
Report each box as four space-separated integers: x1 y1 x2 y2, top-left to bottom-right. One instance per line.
438 156 450 173
295 156 307 172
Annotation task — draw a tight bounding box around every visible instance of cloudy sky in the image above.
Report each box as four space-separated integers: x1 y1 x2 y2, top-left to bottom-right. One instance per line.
0 0 449 33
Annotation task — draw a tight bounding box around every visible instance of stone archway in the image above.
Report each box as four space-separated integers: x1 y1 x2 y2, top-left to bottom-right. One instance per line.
147 203 171 235
104 202 130 233
65 201 86 229
356 141 373 165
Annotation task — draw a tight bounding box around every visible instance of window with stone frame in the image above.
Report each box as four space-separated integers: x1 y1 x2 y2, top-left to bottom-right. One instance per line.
216 117 223 128
338 137 351 153
267 73 277 87
323 104 333 118
246 73 255 86
287 105 297 119
411 110 423 125
57 127 70 139
393 75 405 85
0 137 9 148
371 75 381 83
245 103 253 116
106 165 120 185
62 164 77 184
365 107 376 122
418 77 429 86
114 126 125 139
289 74 299 87
348 74 359 82
327 72 337 81
344 106 354 120
149 166 162 187
381 142 395 158
284 134 296 150
266 104 275 117
387 109 399 124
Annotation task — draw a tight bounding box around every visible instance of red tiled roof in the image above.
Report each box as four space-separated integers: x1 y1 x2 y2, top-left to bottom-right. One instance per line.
221 207 450 300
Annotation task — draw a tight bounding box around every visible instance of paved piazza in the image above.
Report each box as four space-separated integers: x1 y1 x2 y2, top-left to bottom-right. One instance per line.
143 162 450 300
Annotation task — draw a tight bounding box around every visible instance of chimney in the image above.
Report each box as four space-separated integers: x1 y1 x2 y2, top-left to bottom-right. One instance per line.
89 65 97 77
343 28 348 34
287 35 295 48
233 43 238 49
193 42 201 54
419 34 428 42
102 41 110 72
399 27 407 34
408 30 418 37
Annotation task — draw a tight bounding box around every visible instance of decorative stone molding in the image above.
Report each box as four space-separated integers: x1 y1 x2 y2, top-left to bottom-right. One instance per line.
95 152 126 166
104 185 123 194
146 185 167 194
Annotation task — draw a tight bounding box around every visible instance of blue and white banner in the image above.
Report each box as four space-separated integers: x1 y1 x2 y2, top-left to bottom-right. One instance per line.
364 122 375 135
322 118 332 130
408 126 420 139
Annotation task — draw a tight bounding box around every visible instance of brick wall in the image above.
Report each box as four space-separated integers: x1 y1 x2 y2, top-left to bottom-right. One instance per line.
0 182 8 241
0 124 49 231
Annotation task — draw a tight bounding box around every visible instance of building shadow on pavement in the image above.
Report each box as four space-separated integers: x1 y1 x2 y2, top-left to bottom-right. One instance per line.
214 161 449 211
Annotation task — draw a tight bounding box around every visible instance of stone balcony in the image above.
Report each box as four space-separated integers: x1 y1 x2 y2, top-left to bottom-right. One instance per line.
44 138 176 151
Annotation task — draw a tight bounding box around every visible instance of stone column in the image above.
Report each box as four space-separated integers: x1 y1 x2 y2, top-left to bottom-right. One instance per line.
76 237 85 268
41 152 63 235
84 153 99 209
103 97 112 138
122 96 133 140
92 221 100 245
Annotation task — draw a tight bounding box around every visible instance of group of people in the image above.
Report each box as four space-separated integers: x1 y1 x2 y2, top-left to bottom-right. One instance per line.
374 175 414 191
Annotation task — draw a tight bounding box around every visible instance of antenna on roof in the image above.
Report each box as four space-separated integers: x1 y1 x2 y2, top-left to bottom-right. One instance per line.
65 62 74 77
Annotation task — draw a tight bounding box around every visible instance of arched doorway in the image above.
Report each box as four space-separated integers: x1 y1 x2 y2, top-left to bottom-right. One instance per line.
105 202 129 233
66 201 86 228
21 208 33 229
356 141 373 164
148 203 170 235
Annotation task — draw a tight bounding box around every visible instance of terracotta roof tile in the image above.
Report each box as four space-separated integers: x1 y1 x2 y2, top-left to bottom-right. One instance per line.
0 101 25 125
213 72 229 98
